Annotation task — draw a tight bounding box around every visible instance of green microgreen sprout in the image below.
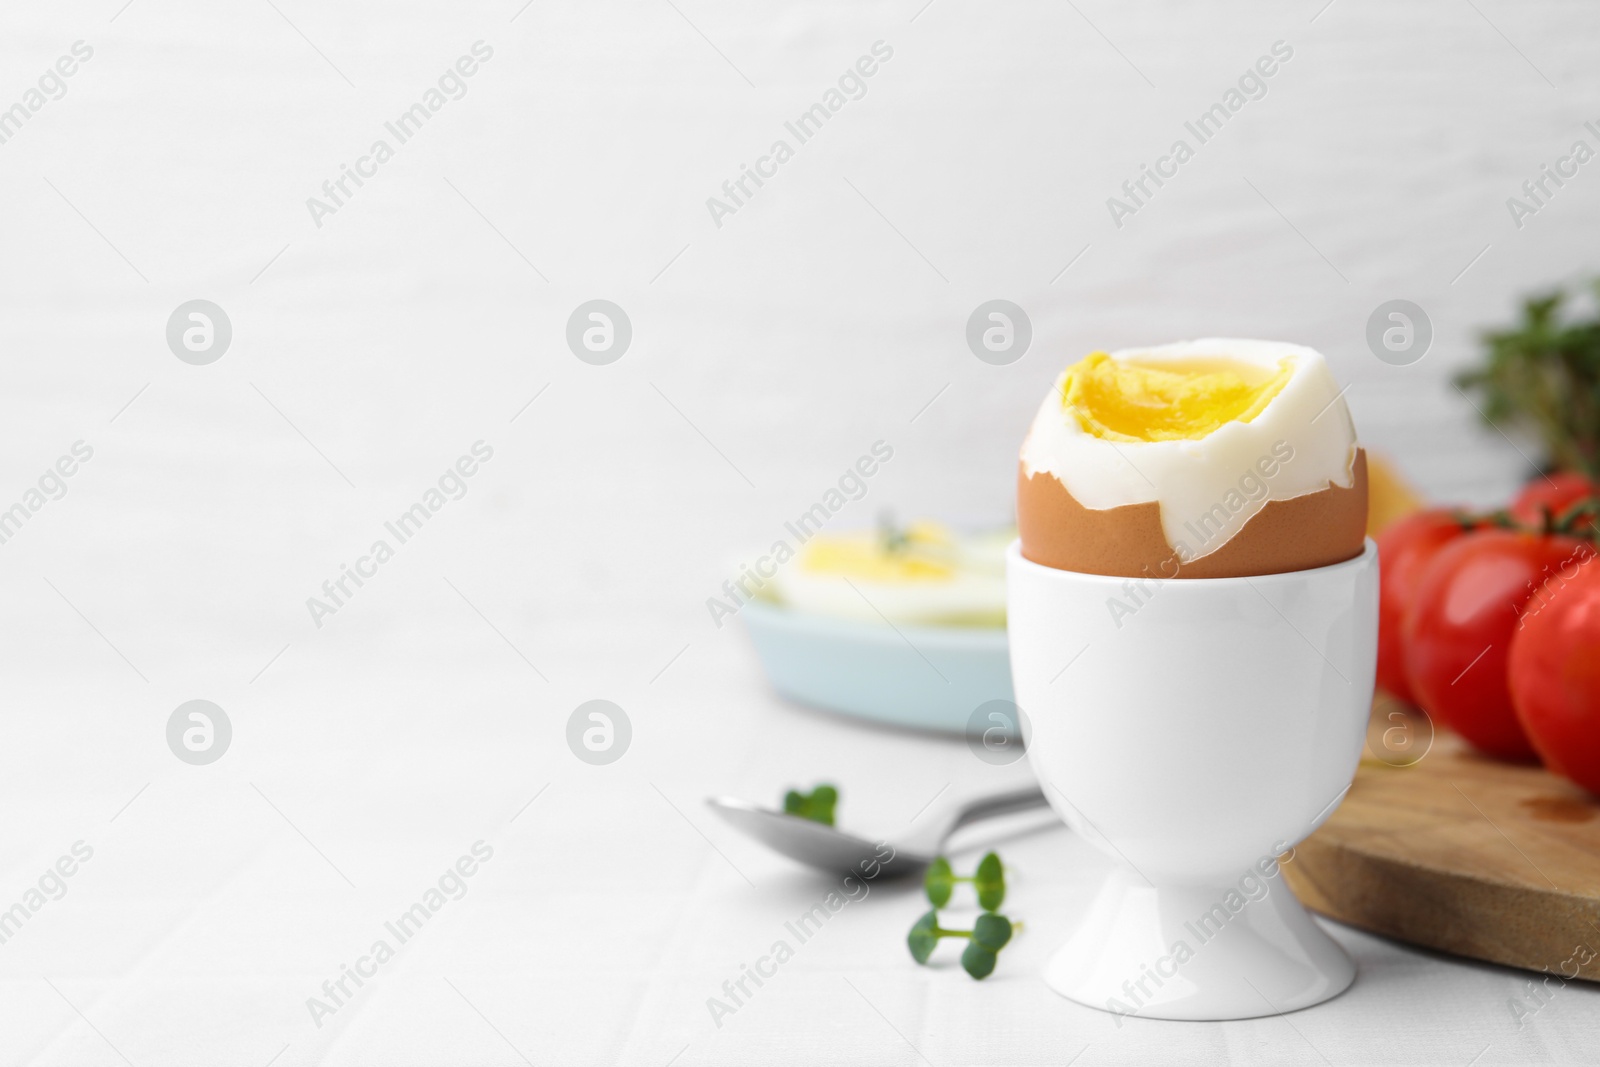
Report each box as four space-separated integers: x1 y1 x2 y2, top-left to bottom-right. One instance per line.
782 783 837 826
972 852 1005 911
906 908 1017 980
923 857 955 907
878 510 911 556
910 851 1017 979
923 851 1006 910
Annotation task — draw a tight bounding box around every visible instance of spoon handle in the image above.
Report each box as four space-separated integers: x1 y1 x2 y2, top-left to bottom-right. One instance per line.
941 786 1050 843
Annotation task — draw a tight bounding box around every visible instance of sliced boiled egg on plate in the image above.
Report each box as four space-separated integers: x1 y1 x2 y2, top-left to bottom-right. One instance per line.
765 518 1009 627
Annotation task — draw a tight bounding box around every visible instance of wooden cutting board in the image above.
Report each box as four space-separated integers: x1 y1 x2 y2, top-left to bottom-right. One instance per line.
1283 696 1600 981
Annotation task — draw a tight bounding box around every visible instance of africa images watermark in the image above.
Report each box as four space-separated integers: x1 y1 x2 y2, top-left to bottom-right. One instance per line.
0 440 96 548
0 841 95 949
1519 539 1597 627
704 439 894 628
0 40 95 147
305 440 495 628
704 40 895 229
1509 942 1597 1030
305 41 496 229
1105 440 1295 628
1106 840 1294 1026
1506 119 1600 231
305 840 495 1028
706 842 896 1028
1105 40 1295 229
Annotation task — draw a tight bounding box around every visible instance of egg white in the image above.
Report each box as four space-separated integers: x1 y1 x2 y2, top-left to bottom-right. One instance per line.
1020 339 1358 565
764 529 1009 627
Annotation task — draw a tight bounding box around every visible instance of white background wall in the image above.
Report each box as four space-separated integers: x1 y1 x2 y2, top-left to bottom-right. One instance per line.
3 0 1597 650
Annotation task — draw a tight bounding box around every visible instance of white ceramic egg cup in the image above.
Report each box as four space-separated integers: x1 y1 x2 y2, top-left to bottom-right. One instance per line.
1006 540 1378 1021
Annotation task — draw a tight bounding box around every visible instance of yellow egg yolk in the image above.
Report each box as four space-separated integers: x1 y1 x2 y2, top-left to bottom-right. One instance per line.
800 521 956 582
1059 351 1294 443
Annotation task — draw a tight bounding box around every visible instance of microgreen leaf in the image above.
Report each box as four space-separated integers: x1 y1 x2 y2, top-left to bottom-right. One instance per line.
972 912 1013 951
973 851 1005 911
907 910 940 965
924 856 954 907
960 942 998 980
782 783 838 826
906 853 1017 980
811 784 837 823
879 510 910 555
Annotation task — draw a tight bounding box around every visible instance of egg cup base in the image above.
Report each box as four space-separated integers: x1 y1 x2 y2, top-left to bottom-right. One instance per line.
1041 865 1355 1021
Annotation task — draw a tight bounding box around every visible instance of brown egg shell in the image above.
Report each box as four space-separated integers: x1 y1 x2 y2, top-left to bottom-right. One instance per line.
1017 450 1369 579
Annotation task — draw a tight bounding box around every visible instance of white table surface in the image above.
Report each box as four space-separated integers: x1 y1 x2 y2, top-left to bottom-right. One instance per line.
3 0 1600 1063
6 635 1599 1067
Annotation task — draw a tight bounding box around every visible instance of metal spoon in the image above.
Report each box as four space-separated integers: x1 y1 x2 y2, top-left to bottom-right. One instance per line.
706 786 1049 877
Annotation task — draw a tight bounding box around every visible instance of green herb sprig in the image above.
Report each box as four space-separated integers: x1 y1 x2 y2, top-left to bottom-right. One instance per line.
907 851 1017 980
923 852 1005 910
1457 283 1600 479
782 784 837 826
908 910 1014 979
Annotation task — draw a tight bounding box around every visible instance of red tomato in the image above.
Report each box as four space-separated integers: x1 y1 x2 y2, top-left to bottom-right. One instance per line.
1510 560 1600 794
1375 509 1475 704
1404 530 1593 760
1510 472 1600 528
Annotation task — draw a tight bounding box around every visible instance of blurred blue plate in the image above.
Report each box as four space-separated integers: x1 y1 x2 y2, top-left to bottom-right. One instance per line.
740 598 1012 735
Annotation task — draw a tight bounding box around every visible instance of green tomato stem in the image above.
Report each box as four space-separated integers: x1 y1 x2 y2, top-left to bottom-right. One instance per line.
1448 498 1600 543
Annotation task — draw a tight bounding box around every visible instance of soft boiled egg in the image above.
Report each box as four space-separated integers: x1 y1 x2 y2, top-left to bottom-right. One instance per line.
1017 339 1366 578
